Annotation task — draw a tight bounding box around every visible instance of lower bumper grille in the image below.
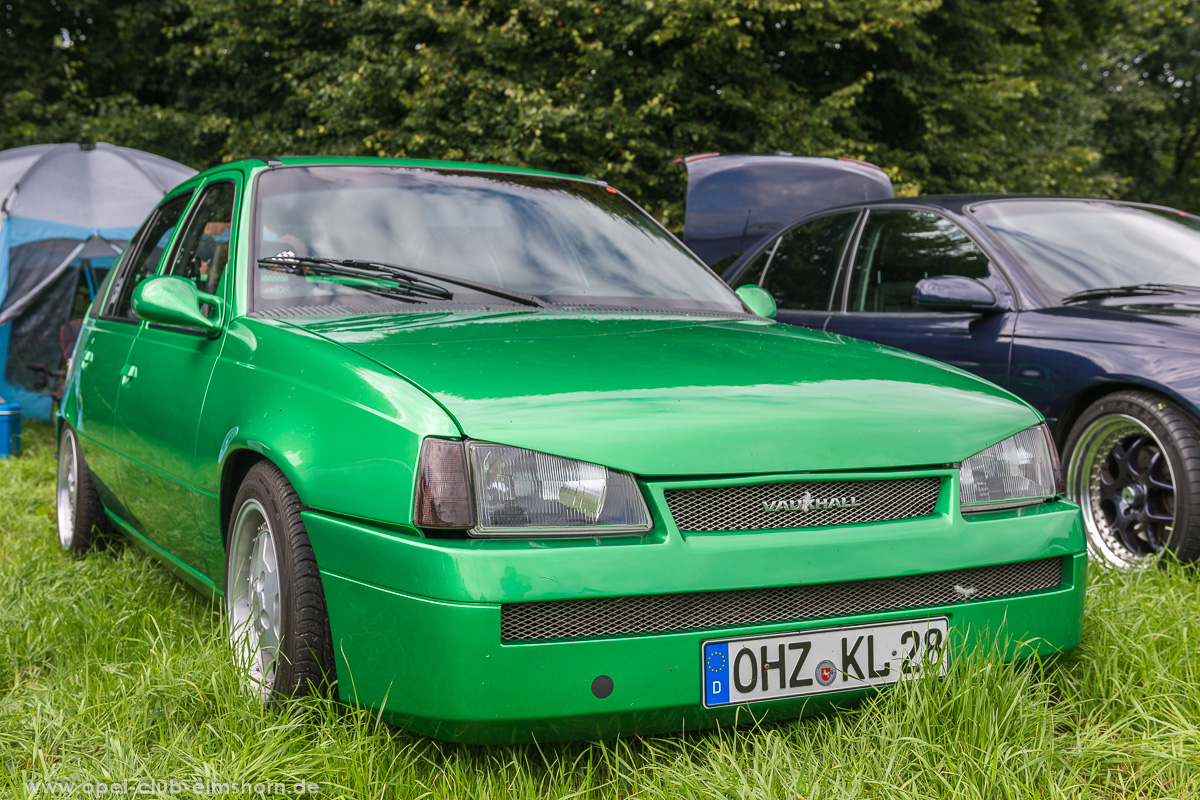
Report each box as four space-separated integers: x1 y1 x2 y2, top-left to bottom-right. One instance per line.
500 557 1065 642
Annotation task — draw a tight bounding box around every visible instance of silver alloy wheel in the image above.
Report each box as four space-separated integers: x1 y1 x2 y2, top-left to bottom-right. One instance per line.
56 430 78 550
227 498 282 698
1066 413 1177 568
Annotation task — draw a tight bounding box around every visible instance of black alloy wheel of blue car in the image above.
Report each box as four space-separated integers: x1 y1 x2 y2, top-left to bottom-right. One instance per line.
1064 391 1200 568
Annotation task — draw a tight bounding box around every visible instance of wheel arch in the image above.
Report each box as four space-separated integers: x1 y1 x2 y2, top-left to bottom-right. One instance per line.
1054 379 1200 448
219 446 292 550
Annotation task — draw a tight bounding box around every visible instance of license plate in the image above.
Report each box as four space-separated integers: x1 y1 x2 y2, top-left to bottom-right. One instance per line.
701 617 948 707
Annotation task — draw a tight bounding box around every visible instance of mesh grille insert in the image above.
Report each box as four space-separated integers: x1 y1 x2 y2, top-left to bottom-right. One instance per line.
664 477 941 532
500 557 1064 641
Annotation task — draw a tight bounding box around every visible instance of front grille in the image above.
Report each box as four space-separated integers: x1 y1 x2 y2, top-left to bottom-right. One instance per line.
500 557 1064 641
664 477 940 532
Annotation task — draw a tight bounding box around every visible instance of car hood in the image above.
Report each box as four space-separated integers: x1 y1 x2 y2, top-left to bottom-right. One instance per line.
1033 296 1200 352
286 311 1040 476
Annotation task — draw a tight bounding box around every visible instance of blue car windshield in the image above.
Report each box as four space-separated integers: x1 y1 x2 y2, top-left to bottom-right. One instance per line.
251 165 743 314
973 200 1200 303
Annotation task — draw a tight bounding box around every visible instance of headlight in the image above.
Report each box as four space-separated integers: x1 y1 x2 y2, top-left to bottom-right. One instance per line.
959 423 1062 512
414 438 652 537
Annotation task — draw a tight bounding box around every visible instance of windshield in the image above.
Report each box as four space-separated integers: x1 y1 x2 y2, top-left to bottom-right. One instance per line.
251 165 742 314
972 200 1200 303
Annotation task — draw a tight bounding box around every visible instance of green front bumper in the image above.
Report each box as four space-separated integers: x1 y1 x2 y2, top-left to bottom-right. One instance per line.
303 483 1086 744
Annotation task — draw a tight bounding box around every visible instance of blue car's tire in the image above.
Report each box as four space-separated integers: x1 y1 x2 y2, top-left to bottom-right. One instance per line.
1064 390 1200 568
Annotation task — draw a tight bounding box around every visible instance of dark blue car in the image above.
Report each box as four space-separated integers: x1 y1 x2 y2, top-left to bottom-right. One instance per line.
683 155 1200 568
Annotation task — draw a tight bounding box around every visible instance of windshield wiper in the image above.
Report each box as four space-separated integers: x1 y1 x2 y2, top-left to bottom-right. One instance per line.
1061 283 1200 304
258 254 548 308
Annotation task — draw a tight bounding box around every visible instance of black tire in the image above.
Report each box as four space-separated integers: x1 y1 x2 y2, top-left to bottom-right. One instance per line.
56 424 103 554
1063 390 1200 566
226 461 335 701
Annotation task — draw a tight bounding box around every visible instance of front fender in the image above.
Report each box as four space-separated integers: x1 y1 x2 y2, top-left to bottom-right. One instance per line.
199 318 460 538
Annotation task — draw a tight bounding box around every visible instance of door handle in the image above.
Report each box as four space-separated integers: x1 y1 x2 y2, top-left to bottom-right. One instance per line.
79 350 94 370
120 364 138 384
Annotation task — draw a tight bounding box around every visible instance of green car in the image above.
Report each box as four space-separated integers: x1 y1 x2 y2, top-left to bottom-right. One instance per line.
56 157 1086 743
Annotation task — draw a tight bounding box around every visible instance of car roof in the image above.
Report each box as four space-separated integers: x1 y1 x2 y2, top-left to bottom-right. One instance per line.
848 194 1154 215
189 155 601 185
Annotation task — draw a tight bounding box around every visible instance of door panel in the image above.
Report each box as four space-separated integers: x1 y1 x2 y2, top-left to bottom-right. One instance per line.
68 319 138 512
825 311 1015 388
110 179 238 579
113 327 225 575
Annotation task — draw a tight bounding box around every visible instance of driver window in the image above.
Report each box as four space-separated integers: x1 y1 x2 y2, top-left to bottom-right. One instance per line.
848 210 989 312
165 182 236 311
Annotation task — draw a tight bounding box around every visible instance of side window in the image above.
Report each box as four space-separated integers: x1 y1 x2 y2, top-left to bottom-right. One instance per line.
848 210 989 313
754 213 858 310
105 192 193 320
87 255 122 319
164 182 236 311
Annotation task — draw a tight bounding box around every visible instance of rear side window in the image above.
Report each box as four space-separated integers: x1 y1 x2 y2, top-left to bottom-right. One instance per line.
104 192 193 320
848 210 989 313
738 213 857 311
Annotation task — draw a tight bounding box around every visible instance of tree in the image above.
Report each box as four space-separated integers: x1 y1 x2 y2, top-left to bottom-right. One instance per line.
162 0 1138 223
0 0 1169 222
1093 1 1200 211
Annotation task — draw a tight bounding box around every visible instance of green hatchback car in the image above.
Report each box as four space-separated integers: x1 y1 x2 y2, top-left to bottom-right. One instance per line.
56 157 1086 743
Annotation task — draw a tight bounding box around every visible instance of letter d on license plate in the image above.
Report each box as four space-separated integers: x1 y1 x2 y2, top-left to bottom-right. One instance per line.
702 617 948 707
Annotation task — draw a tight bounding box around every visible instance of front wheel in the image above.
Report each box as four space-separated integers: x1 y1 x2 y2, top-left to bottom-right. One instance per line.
226 461 335 701
1063 390 1200 568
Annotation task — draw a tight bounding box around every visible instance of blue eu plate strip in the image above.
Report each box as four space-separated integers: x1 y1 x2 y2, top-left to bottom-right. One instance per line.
704 642 730 706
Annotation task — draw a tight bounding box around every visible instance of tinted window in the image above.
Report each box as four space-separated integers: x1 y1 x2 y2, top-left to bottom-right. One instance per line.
253 166 742 314
753 213 857 310
974 200 1200 302
166 182 236 309
105 192 193 320
848 210 989 313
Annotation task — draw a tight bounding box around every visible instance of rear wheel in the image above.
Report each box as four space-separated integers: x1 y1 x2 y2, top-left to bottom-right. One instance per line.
56 425 103 553
226 461 335 701
1064 391 1200 567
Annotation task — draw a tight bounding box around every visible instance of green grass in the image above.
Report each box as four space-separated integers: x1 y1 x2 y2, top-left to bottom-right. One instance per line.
3 422 1200 799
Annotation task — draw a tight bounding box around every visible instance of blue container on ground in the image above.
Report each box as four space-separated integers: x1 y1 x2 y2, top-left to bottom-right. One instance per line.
0 402 21 458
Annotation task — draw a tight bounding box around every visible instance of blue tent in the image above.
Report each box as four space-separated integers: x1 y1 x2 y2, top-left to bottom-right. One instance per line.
0 143 195 419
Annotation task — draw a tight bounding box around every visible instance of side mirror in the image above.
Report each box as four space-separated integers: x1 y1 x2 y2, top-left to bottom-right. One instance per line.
735 284 777 319
912 275 998 312
132 276 223 337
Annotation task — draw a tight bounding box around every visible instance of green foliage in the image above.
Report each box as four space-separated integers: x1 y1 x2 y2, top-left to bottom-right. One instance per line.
1 0 1174 227
159 0 1138 221
5 423 1200 797
1092 2 1200 211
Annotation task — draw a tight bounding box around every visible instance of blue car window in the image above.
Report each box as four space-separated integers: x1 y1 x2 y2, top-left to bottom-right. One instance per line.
751 213 857 310
974 200 1200 303
849 210 989 313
